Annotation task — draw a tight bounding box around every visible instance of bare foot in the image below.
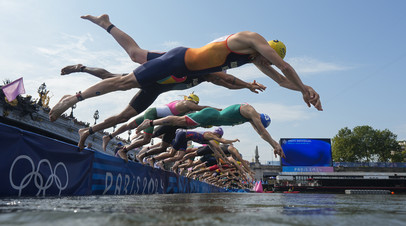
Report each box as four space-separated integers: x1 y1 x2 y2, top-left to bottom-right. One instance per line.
136 119 151 134
78 128 89 150
49 95 76 122
102 135 111 152
81 14 112 30
61 64 83 75
117 148 128 162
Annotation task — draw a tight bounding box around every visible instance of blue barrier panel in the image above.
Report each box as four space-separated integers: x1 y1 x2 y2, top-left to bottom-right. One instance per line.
0 123 225 197
91 151 225 195
0 123 93 197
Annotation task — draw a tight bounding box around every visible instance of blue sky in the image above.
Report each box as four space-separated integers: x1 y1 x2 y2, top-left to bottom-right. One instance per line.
1 0 405 163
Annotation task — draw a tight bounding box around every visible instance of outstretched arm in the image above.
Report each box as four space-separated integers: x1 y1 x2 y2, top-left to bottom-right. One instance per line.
61 64 123 79
248 33 307 93
227 145 254 177
207 141 231 165
227 158 249 181
203 132 240 145
243 32 322 111
249 118 284 158
253 63 323 111
204 72 266 93
240 105 285 158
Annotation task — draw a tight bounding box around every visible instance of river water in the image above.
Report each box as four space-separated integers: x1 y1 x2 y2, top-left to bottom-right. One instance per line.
1 193 405 226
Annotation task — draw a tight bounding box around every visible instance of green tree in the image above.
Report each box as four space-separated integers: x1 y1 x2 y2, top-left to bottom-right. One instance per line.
371 129 403 162
332 126 403 162
332 127 357 162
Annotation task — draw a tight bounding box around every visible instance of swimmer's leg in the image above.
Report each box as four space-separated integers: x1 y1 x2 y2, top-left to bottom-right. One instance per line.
136 116 188 133
61 64 122 80
81 14 148 64
49 73 139 122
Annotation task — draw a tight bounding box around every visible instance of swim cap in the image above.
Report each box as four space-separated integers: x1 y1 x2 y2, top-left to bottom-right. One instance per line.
213 127 224 137
260 113 271 128
268 40 286 59
185 92 199 104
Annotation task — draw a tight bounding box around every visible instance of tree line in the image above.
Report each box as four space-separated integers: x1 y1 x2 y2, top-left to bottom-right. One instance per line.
332 125 405 162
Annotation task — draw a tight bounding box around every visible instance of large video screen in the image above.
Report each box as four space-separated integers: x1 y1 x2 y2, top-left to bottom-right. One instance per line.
280 138 332 167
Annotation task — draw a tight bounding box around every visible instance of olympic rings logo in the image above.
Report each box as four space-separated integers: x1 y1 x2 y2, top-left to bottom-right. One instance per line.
9 155 69 197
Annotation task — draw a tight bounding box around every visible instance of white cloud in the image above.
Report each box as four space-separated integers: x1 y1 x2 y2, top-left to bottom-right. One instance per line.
36 33 93 56
288 56 351 75
29 32 137 81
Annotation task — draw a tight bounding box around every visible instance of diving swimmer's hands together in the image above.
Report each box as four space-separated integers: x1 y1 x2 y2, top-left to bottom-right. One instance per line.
249 80 267 93
303 85 323 111
272 143 286 159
